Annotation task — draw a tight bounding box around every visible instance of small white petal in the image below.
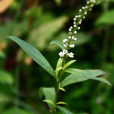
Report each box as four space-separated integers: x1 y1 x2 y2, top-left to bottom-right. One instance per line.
63 49 68 54
59 52 64 57
68 36 71 39
67 52 74 58
74 38 77 40
69 44 75 48
63 39 67 43
78 27 80 30
74 18 76 21
74 31 77 34
74 25 77 27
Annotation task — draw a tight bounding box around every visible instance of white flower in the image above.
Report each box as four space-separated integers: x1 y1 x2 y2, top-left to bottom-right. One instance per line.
73 18 76 21
63 49 68 54
89 8 92 11
67 52 74 58
75 15 78 18
79 21 81 24
79 15 81 18
70 26 73 29
72 36 74 39
69 28 71 31
83 16 85 19
77 27 80 30
68 36 71 39
74 31 77 34
74 25 77 27
87 1 90 4
63 39 67 43
85 6 88 9
73 22 76 24
59 52 64 57
69 44 75 48
85 12 87 15
82 6 85 9
79 9 82 12
74 38 77 40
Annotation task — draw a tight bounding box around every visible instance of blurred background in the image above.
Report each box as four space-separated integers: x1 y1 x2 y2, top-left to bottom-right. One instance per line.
0 0 114 114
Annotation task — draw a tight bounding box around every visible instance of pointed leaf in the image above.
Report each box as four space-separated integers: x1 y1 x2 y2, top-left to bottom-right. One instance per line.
59 88 65 92
57 106 72 114
50 40 65 50
87 69 105 77
57 102 67 105
43 87 55 110
63 60 76 70
61 68 111 87
43 100 54 105
8 36 56 78
56 58 62 69
55 67 63 72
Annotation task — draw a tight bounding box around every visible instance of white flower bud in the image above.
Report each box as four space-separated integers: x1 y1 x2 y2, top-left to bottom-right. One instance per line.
79 21 81 24
87 1 90 4
74 18 76 21
82 7 85 9
84 12 87 15
69 28 71 31
83 16 85 19
69 44 75 48
74 38 77 40
78 27 80 30
75 15 78 18
68 36 71 39
79 9 82 12
73 22 76 24
90 4 93 7
85 6 88 9
78 15 81 18
74 25 77 27
70 26 73 29
74 31 77 34
63 39 67 43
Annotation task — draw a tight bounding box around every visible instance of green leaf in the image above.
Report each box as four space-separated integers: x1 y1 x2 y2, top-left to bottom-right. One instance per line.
43 99 54 105
55 67 63 72
57 102 67 105
63 60 76 70
8 36 56 78
2 107 31 114
43 87 55 110
50 40 65 50
56 58 63 77
56 58 62 68
95 10 114 25
0 70 13 84
61 68 111 87
59 88 65 92
57 106 72 114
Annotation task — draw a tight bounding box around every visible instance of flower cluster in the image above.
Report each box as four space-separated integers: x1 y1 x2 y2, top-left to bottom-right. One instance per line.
59 0 98 58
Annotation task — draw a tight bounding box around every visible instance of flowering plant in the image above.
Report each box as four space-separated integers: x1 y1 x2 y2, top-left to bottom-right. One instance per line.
7 0 111 113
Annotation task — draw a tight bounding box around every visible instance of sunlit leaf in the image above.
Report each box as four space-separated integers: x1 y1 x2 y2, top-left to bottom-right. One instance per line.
28 16 68 50
50 40 65 50
61 68 111 87
57 102 67 105
95 10 114 25
0 70 13 84
8 36 56 78
43 99 54 105
57 106 72 114
55 67 63 72
63 60 76 70
59 88 65 92
43 87 55 110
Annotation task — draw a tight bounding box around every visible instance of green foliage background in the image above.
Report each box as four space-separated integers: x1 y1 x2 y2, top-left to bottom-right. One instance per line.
0 0 114 114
